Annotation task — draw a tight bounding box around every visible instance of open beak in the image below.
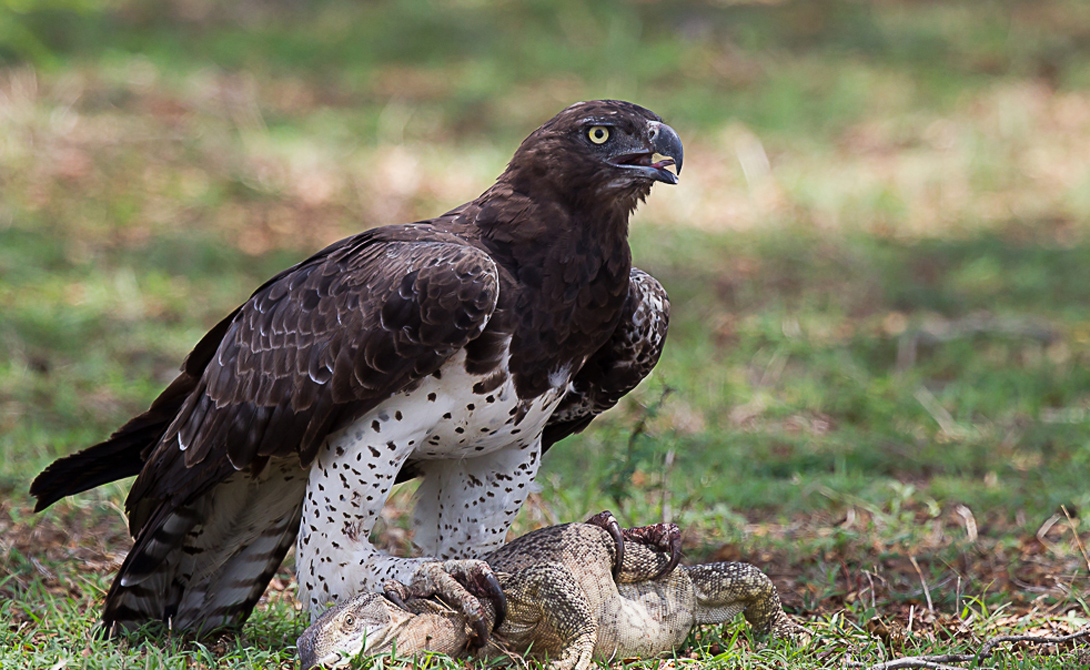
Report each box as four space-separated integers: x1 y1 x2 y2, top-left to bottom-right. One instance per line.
609 120 684 185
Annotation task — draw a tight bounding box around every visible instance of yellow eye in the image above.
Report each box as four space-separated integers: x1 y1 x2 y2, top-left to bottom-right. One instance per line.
587 126 610 144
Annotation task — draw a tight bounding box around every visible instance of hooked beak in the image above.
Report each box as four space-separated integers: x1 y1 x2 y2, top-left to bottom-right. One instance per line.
609 120 684 185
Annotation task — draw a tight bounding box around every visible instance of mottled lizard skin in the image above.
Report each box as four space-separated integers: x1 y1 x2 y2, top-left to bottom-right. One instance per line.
298 519 808 669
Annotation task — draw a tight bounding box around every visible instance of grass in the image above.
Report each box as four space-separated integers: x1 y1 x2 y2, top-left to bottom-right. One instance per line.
2 0 1090 668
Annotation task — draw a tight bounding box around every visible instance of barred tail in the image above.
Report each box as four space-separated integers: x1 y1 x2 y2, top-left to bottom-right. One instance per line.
101 460 307 635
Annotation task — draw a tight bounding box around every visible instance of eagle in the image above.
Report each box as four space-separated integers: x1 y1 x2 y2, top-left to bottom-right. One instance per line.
31 100 680 636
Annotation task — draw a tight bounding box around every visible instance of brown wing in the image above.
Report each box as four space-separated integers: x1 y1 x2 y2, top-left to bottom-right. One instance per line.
541 267 669 451
123 225 499 531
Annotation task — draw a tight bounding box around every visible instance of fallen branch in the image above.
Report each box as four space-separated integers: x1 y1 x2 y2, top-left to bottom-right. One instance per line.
843 626 1090 670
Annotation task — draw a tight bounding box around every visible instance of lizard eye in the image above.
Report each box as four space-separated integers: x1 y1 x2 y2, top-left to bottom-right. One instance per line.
587 126 611 144
342 614 356 629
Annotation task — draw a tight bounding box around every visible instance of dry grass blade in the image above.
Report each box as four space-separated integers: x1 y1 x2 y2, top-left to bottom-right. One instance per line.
1061 506 1090 574
908 556 934 614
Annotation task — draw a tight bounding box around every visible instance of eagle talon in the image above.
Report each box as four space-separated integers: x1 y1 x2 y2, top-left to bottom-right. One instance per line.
621 522 683 580
381 580 410 610
467 613 491 651
585 510 626 580
474 569 507 631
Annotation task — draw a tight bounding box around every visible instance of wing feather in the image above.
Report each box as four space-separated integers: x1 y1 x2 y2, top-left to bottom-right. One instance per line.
126 227 498 532
541 267 670 451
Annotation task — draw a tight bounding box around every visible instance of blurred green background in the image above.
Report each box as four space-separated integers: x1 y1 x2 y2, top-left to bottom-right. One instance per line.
2 1 1089 665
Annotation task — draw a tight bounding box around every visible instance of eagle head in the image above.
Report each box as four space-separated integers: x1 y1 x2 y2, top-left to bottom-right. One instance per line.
505 100 684 209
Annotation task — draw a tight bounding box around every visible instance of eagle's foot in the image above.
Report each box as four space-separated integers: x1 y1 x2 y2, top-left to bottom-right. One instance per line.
586 511 682 581
402 559 506 649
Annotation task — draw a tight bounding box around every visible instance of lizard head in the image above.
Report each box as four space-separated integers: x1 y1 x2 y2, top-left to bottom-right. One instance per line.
297 592 417 669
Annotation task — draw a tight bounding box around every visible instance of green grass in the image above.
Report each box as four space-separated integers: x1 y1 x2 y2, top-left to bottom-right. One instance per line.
2 0 1090 668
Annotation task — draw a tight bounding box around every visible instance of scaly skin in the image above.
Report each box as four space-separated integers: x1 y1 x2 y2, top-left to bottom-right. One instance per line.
298 519 808 669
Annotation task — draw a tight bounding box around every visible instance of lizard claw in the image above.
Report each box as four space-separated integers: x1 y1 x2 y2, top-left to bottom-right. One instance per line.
585 510 626 580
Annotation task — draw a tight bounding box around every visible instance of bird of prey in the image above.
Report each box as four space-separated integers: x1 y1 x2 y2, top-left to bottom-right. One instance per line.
30 100 680 636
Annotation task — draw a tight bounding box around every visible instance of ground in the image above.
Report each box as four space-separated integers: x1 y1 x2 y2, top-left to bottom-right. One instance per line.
1 1 1089 668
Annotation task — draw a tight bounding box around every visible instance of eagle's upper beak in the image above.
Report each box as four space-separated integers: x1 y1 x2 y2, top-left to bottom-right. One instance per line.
647 121 683 185
608 120 684 185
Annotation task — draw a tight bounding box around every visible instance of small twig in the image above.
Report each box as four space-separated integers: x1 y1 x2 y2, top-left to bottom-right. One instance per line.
846 626 1090 670
660 448 675 524
851 657 976 670
976 626 1090 664
955 575 962 617
908 556 934 614
1061 505 1090 573
864 570 877 611
627 386 674 450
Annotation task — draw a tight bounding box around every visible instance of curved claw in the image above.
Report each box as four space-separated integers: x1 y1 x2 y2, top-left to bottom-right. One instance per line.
454 562 506 649
383 588 408 611
477 569 507 630
650 532 682 580
381 578 412 610
468 613 491 650
585 510 626 581
621 522 683 580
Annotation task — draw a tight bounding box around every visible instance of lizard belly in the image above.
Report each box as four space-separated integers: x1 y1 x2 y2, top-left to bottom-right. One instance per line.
595 578 697 660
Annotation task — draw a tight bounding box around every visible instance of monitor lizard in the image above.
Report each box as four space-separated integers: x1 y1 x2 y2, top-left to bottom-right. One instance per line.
297 512 807 669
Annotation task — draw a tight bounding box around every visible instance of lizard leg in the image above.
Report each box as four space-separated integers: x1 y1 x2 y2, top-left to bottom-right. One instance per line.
686 562 810 644
519 564 598 670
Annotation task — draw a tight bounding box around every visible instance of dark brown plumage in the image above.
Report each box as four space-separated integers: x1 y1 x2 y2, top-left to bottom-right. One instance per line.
30 100 680 635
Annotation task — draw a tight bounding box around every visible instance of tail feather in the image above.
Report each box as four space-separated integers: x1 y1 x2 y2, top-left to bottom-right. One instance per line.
30 374 194 512
101 457 307 635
